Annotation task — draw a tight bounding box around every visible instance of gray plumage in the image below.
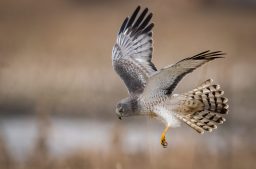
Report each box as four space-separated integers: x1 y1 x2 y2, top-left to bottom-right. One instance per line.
112 6 156 95
112 6 229 147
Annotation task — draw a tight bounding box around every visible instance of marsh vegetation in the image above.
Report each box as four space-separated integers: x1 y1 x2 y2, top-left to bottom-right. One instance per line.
0 0 256 168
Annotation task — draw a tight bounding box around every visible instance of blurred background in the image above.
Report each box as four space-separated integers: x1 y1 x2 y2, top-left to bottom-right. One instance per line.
0 0 256 169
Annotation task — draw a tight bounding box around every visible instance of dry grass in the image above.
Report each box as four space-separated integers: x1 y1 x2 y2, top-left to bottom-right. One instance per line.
0 117 255 169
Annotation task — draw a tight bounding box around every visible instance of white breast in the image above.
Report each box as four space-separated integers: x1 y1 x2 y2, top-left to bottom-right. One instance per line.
154 106 181 127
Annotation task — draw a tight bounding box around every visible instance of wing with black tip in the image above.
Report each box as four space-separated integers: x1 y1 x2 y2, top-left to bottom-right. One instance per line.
142 51 225 99
112 6 157 95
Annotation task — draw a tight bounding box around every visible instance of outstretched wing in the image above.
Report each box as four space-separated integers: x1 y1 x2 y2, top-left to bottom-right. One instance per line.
112 6 157 95
142 50 225 99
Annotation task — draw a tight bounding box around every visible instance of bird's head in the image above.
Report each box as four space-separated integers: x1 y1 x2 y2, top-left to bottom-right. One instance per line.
115 97 138 120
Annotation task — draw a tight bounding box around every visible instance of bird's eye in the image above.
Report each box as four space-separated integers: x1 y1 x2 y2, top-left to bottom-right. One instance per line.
119 107 124 113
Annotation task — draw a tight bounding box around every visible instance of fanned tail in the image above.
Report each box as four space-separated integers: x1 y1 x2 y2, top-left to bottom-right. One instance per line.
175 79 229 134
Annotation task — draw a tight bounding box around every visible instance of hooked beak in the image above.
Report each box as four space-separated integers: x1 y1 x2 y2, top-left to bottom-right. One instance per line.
116 108 122 120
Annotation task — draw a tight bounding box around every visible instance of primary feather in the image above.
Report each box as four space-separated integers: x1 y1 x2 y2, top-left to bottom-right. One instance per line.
112 6 156 95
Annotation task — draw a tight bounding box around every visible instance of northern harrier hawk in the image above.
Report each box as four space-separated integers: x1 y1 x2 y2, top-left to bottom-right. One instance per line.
112 6 229 148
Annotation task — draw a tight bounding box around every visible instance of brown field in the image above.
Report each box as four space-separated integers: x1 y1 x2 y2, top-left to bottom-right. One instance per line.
0 0 256 169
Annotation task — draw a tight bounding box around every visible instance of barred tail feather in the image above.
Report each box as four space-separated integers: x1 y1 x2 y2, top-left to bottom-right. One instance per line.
176 79 229 134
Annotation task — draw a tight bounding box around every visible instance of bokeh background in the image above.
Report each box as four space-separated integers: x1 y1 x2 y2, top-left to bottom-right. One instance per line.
0 0 256 169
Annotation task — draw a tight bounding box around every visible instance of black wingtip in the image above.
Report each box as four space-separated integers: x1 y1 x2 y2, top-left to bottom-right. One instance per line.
192 50 226 60
138 13 153 30
125 6 141 30
118 17 129 34
118 6 154 37
142 23 154 34
133 7 148 28
136 5 141 10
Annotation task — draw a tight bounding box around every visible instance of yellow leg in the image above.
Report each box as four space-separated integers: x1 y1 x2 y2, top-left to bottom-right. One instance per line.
160 126 169 148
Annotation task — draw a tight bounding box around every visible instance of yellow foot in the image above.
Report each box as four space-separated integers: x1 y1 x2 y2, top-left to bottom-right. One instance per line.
160 134 168 148
160 126 169 148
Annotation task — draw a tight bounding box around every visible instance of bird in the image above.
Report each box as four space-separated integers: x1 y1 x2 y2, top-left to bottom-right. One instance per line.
112 6 229 148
